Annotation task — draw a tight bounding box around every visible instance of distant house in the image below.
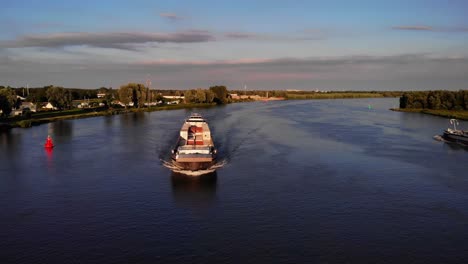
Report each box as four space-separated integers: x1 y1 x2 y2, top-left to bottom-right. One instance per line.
11 110 23 116
42 102 57 110
163 95 184 100
20 102 37 112
77 102 89 108
97 93 106 98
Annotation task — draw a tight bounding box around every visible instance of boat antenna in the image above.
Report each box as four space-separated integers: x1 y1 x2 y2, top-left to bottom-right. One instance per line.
450 119 459 130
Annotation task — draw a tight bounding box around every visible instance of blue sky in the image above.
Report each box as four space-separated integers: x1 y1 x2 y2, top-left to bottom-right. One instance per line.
1 0 467 90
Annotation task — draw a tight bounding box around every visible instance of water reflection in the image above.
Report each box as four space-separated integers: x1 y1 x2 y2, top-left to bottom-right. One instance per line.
120 112 147 126
441 140 468 152
171 172 217 209
48 121 73 140
44 147 54 170
0 130 21 157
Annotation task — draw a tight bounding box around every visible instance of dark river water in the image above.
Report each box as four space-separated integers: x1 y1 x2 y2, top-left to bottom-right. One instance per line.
1 98 468 263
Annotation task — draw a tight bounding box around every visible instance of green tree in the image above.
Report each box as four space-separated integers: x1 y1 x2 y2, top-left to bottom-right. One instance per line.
184 89 196 103
134 84 148 108
195 88 206 103
399 93 410 108
45 86 72 110
205 89 215 103
118 84 134 108
118 83 148 108
427 91 441 110
209 85 229 104
0 88 16 117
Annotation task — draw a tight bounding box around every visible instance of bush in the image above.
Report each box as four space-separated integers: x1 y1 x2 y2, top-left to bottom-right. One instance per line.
17 120 32 128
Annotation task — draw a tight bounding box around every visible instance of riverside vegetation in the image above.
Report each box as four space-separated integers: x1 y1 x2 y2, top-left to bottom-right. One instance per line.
1 83 403 129
393 90 468 120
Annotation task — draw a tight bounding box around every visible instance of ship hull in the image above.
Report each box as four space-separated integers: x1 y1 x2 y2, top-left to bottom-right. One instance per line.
443 131 468 145
171 158 215 171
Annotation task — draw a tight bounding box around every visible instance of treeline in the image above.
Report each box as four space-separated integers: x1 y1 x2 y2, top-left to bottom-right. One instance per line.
184 86 230 104
2 85 117 103
117 84 230 106
399 90 468 110
118 83 154 108
229 90 288 98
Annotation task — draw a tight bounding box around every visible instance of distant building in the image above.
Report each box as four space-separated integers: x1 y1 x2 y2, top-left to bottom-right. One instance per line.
97 93 106 98
286 89 302 92
20 102 37 112
163 95 184 99
43 102 57 110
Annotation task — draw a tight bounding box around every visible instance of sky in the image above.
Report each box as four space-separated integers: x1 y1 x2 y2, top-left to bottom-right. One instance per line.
1 0 468 90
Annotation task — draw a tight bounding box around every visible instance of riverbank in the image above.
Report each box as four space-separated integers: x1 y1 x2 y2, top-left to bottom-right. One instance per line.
2 103 217 129
3 95 399 130
390 108 468 120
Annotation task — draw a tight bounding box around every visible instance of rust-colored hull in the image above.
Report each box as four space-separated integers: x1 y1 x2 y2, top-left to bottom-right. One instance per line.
171 157 215 171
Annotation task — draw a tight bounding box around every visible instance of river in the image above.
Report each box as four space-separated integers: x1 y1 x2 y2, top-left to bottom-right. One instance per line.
1 98 468 263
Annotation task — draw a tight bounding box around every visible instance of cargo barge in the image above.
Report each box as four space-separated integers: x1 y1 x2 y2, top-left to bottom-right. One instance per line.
170 113 217 172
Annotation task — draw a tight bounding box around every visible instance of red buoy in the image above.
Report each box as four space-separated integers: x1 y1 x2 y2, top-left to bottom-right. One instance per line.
44 135 54 148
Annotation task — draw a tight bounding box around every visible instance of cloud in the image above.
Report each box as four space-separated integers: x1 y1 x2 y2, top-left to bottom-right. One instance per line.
3 53 468 90
392 25 434 31
134 54 468 67
392 25 468 32
136 58 274 66
160 13 184 22
0 31 215 49
224 32 262 39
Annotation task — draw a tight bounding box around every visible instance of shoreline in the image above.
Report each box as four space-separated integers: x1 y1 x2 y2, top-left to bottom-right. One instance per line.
2 103 218 129
390 108 468 120
2 96 399 130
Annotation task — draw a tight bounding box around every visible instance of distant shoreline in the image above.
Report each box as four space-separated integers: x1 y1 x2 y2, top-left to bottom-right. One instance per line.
390 108 468 120
3 103 218 129
2 95 401 130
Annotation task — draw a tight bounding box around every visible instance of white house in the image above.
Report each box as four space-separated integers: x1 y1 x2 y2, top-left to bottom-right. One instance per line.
163 95 184 99
43 102 57 110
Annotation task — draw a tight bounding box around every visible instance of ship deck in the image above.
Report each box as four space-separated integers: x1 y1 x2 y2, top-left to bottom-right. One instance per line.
175 154 213 162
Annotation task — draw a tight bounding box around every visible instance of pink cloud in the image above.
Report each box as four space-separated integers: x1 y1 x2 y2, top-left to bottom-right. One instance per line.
245 72 318 81
135 58 274 66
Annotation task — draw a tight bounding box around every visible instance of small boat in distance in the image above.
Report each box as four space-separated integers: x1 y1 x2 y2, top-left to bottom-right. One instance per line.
435 119 468 146
169 113 217 173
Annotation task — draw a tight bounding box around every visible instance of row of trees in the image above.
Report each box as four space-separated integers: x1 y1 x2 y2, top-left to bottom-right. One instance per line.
183 86 230 104
7 86 107 103
117 83 168 108
0 86 76 115
1 83 232 116
400 90 468 110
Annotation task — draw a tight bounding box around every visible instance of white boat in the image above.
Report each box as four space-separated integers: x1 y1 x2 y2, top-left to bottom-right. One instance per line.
441 119 468 145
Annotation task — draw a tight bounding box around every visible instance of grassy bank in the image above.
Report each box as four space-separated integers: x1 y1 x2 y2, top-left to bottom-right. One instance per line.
4 103 217 129
390 108 468 120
